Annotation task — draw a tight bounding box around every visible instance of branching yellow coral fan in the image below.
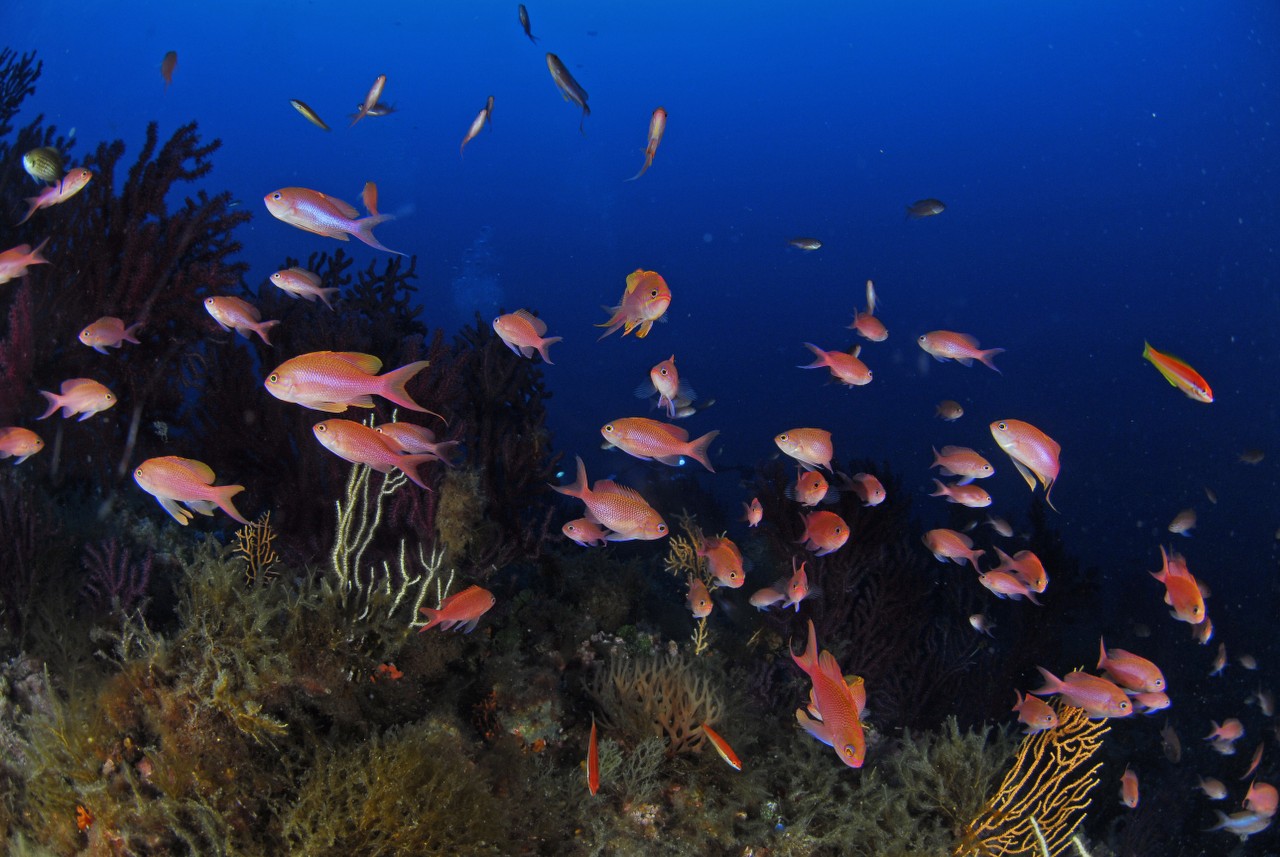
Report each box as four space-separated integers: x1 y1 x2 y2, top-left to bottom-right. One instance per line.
953 704 1107 857
234 511 280 585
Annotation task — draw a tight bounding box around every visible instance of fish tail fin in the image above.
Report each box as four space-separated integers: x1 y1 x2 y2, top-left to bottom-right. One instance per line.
537 336 562 365
417 607 442 632
929 478 948 497
432 440 465 467
552 455 588 499
352 213 404 255
318 287 341 310
685 430 720 473
595 306 624 340
122 320 144 344
254 320 281 345
1031 666 1063 697
16 197 41 226
1044 478 1059 512
978 348 1005 373
36 391 61 420
378 361 441 420
1098 637 1108 671
213 484 250 525
968 549 985 572
395 454 437 490
28 237 50 266
797 342 828 369
789 618 820 675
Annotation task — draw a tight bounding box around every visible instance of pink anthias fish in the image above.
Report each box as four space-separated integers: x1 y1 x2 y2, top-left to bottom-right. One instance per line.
0 238 50 285
374 423 463 467
990 419 1061 512
596 269 672 339
563 518 609 547
751 559 815 611
133 455 249 526
775 428 834 472
270 267 340 308
687 575 713 619
1032 667 1133 719
264 351 436 416
931 445 994 483
977 570 1041 604
1098 638 1166 694
493 310 562 364
930 479 992 508
791 619 868 768
787 469 831 507
990 547 1048 593
312 419 437 489
1012 691 1059 734
0 427 44 463
843 472 886 506
418 584 495 633
742 497 763 527
797 510 849 556
264 186 403 254
847 279 887 342
922 528 984 571
798 342 872 387
16 168 92 225
601 417 718 472
37 378 116 421
78 316 143 353
204 297 279 345
697 535 746 588
635 355 695 419
917 330 1004 373
551 455 668 541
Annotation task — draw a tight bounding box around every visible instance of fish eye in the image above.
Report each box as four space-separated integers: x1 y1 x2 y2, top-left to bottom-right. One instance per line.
316 424 326 431
660 368 669 376
134 468 143 476
843 746 856 758
997 422 1007 431
835 526 844 534
268 373 278 382
778 433 788 441
918 335 927 342
649 289 659 297
603 424 614 432
658 524 668 533
272 192 282 200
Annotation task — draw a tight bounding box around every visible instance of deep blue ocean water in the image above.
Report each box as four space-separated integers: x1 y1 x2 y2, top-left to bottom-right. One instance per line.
6 0 1280 845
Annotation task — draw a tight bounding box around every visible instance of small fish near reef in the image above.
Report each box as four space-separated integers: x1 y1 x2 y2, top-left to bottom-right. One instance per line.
0 427 44 463
460 105 489 157
419 585 495 633
586 716 599 796
493 310 562 364
742 497 763 527
798 342 872 386
264 351 437 416
797 509 850 556
635 355 695 419
546 53 590 134
313 419 437 489
160 51 177 87
563 518 608 547
351 74 387 127
374 423 463 467
204 296 279 345
551 456 668 541
774 428 834 472
264 187 403 254
1011 691 1058 734
78 316 143 353
16 168 92 225
134 455 250 526
0 239 50 285
627 107 667 181
270 267 340 308
990 419 1061 511
917 330 1004 373
596 269 671 339
22 147 62 185
788 237 822 251
687 575 713 618
697 534 746 588
906 198 946 219
37 378 116 421
1143 341 1213 403
289 99 331 131
519 4 539 43
701 723 742 771
791 619 868 768
600 417 719 472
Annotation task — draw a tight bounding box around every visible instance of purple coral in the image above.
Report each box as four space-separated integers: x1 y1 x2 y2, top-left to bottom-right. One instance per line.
80 539 151 614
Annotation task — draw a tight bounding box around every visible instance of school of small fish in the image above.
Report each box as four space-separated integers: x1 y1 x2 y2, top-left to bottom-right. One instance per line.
3 7 1269 836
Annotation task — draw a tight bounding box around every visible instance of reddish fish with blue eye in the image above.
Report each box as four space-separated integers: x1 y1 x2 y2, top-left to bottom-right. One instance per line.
419 585 495 633
791 619 867 768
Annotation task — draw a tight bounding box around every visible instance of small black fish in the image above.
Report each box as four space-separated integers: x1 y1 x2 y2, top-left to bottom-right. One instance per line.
906 198 946 219
519 4 538 43
546 53 590 134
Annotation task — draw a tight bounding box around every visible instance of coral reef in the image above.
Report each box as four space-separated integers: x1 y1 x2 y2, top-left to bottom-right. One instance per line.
589 653 724 757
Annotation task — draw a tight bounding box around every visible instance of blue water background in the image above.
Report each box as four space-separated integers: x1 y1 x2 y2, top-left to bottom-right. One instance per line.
7 0 1280 627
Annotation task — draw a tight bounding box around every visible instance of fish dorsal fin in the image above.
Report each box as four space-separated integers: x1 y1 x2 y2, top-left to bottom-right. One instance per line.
328 352 384 374
513 309 547 336
846 675 867 711
173 457 216 484
653 422 689 441
624 270 645 294
954 332 980 348
315 191 359 219
592 480 646 503
287 267 321 285
939 445 971 457
817 651 845 685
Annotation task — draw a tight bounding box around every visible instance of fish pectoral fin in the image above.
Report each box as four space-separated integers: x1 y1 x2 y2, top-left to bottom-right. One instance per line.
306 401 351 414
346 395 375 408
1010 458 1037 491
158 497 193 525
796 709 834 747
183 499 218 516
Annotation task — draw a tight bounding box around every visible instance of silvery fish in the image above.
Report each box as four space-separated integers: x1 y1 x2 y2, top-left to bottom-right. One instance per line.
546 53 589 134
22 147 63 185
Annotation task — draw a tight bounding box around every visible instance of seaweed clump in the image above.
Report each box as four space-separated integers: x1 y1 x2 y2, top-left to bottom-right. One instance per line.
589 653 724 758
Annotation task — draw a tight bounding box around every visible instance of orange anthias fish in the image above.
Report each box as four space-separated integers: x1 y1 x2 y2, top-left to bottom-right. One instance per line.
791 619 867 768
552 456 668 541
375 423 463 467
361 182 379 217
787 469 830 507
264 187 402 255
701 723 742 771
1012 691 1059 734
848 279 887 342
977 570 1041 604
687 575 713 618
0 239 50 284
922 528 985 570
78 316 143 354
1143 341 1213 403
204 297 279 345
697 535 746 588
931 446 994 483
264 351 436 416
742 497 763 527
781 559 814 610
1245 781 1278 816
16 168 92 225
930 480 992 508
1150 545 1207 625
351 74 387 127
134 455 250 526
269 267 340 308
0 427 44 463
587 716 600 795
626 107 667 181
990 419 1061 511
563 517 609 547
991 547 1047 593
1120 766 1140 809
312 419 437 489
597 269 671 339
161 51 177 87
845 472 886 507
917 330 1004 373
37 378 116 421
1032 668 1133 719
798 343 872 386
775 428 834 472
601 417 719 472
797 510 849 556
635 355 694 418
493 310 562 364
1098 638 1166 694
418 584 495 633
